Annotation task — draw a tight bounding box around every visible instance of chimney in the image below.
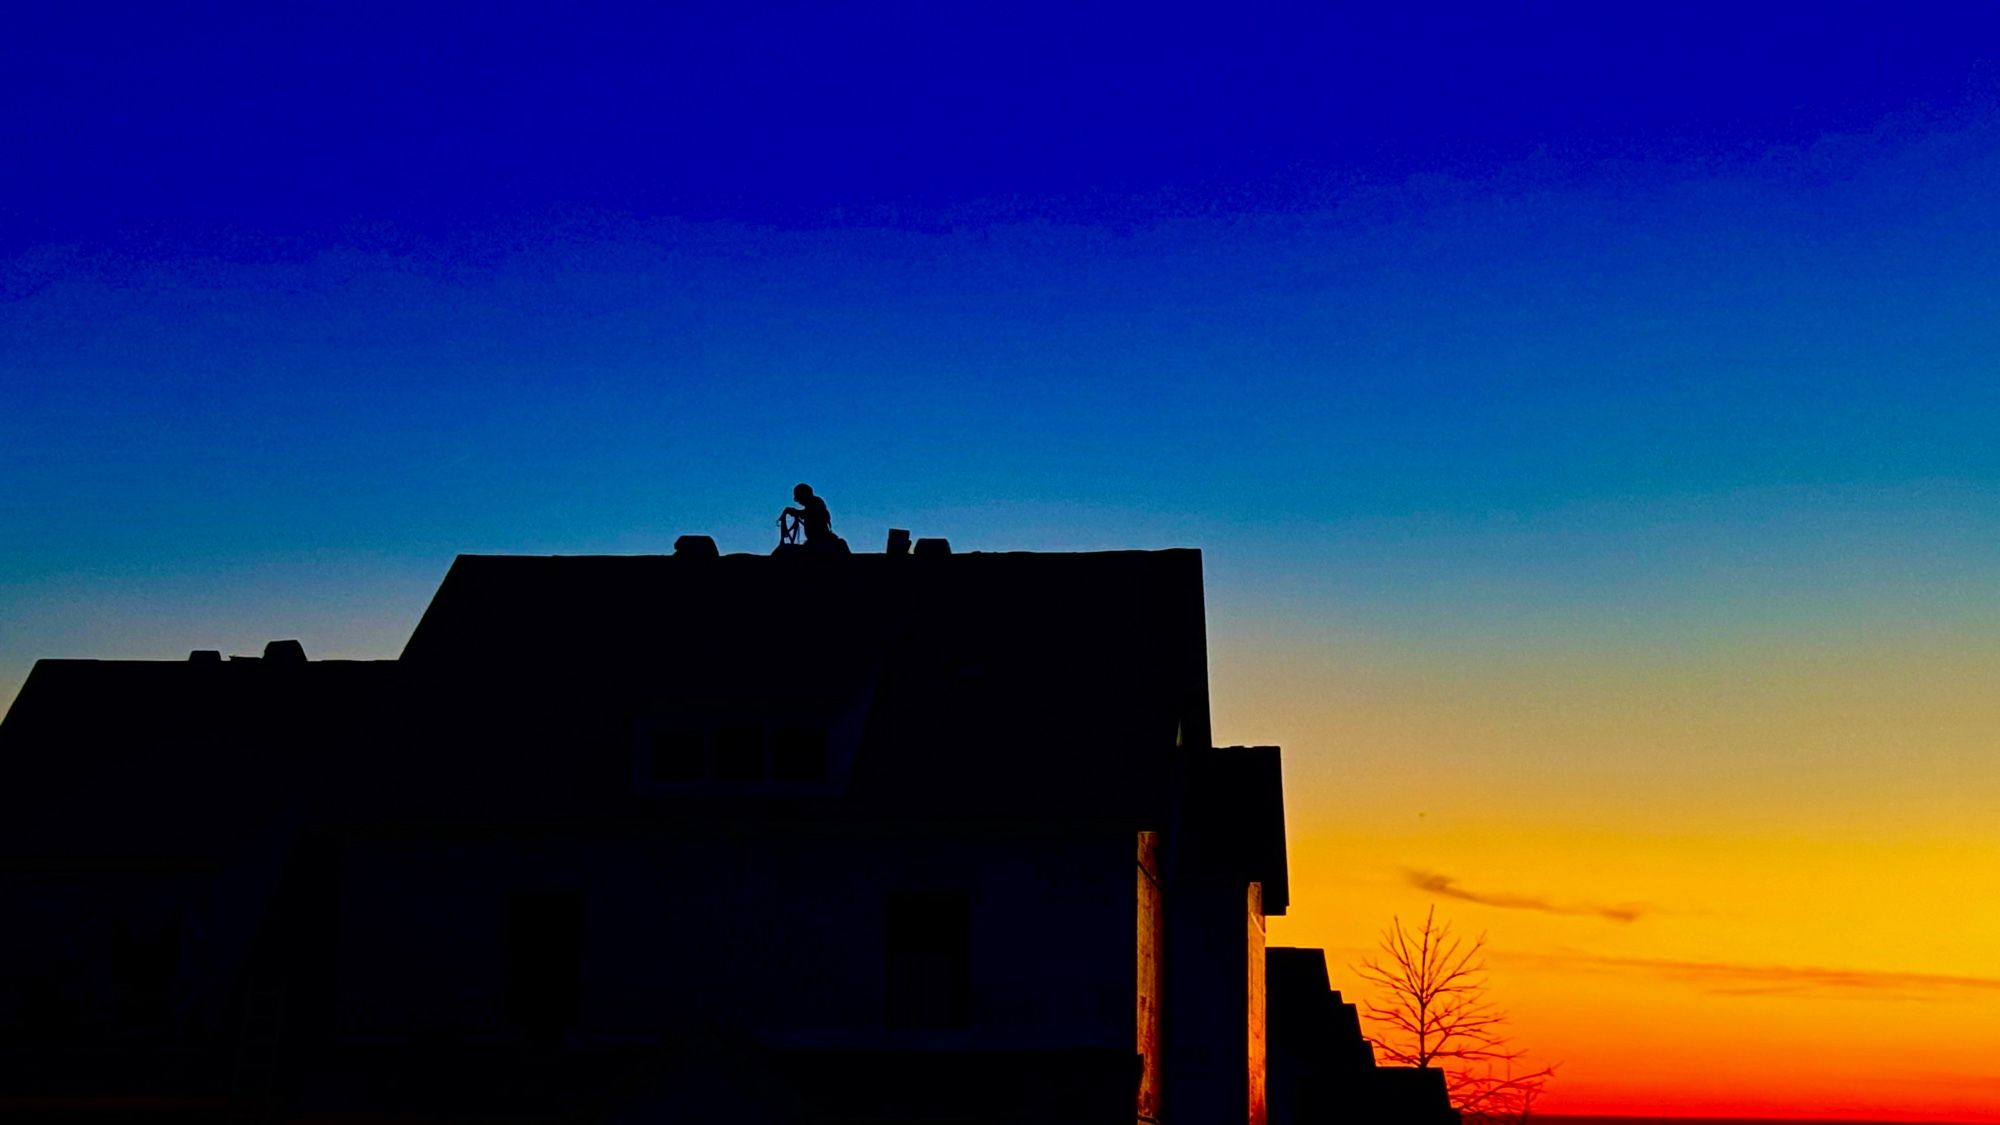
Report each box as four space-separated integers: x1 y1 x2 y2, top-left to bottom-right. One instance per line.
886 528 911 556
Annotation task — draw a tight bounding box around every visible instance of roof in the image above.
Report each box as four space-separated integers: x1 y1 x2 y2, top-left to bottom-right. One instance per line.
400 549 1215 818
0 657 402 858
404 550 1210 734
2 549 1222 834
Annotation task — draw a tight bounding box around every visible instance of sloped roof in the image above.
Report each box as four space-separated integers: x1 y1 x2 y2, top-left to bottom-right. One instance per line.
404 551 1208 726
0 657 401 858
1 548 1222 835
401 549 1213 817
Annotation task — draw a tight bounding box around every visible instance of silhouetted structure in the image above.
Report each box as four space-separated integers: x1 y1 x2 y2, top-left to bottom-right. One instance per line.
1268 947 1461 1125
0 543 1438 1123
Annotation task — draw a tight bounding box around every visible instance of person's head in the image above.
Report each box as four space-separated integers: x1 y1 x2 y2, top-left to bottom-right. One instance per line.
793 483 814 503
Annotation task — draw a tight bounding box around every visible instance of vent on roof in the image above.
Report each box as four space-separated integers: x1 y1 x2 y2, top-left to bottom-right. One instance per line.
673 535 719 558
263 639 306 664
914 537 951 556
188 650 221 663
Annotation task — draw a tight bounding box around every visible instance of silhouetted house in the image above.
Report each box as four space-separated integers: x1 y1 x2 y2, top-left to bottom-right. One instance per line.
0 547 1316 1123
1267 947 1459 1125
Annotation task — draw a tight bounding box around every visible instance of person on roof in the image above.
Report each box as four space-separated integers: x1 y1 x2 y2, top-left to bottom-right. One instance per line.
779 483 848 554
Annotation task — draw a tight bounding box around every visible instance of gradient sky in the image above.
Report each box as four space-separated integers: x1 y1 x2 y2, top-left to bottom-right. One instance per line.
5 5 1999 1118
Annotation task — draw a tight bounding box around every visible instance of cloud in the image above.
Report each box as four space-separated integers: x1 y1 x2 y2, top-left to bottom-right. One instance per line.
1402 867 1648 923
1497 949 2000 999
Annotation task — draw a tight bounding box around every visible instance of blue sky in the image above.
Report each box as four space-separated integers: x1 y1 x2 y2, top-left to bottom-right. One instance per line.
4 4 1999 709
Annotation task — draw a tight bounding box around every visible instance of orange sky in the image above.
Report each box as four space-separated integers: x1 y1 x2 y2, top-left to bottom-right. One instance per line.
1221 610 2000 1121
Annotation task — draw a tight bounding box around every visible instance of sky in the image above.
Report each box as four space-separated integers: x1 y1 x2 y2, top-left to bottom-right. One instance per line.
5 4 2000 1118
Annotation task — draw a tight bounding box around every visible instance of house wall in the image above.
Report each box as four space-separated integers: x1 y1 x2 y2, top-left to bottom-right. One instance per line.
1164 877 1268 1125
328 823 1138 1054
0 868 214 1042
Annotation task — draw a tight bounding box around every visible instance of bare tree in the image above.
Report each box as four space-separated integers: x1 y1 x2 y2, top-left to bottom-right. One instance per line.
1354 906 1554 1124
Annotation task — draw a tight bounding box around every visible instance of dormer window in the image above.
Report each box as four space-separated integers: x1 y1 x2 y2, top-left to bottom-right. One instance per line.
634 716 841 793
711 726 765 782
772 726 828 782
649 728 705 783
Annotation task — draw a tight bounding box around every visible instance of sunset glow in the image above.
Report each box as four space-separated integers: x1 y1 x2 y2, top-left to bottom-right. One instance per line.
1249 612 2000 1120
6 5 1999 1119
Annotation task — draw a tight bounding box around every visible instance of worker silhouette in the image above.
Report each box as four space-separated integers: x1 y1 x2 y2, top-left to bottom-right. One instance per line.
777 483 849 555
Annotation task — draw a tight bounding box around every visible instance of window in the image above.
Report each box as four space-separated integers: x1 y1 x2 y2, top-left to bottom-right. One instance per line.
111 915 181 1028
639 720 833 791
711 726 765 781
771 726 828 783
885 890 971 1029
649 728 705 783
505 891 584 1043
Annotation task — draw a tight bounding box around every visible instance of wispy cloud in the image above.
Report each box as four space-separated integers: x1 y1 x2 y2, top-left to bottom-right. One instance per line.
1402 867 1648 923
1498 949 2000 999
